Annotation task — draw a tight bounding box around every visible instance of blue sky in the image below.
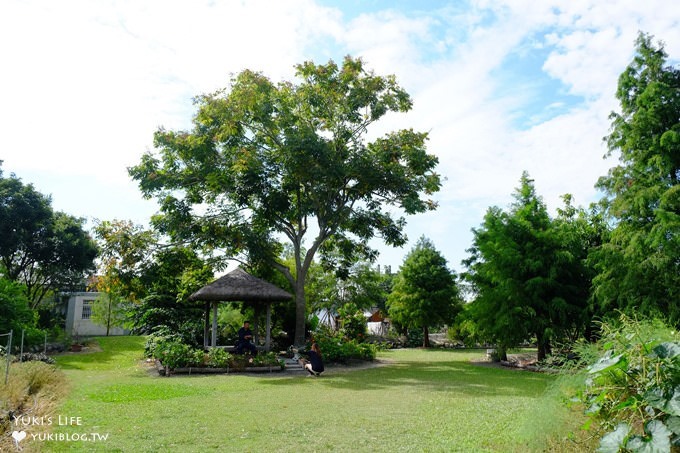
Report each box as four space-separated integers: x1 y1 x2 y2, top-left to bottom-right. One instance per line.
1 0 679 274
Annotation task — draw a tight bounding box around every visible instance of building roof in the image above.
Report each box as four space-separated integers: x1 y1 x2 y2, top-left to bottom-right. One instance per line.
188 267 293 303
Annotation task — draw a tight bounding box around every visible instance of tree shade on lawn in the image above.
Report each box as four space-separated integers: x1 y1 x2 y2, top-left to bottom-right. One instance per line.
45 337 583 452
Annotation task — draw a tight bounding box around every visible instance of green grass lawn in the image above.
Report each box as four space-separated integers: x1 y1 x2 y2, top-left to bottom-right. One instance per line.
36 337 583 452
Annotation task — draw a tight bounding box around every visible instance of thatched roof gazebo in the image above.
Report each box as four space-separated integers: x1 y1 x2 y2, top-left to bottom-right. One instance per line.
189 268 293 352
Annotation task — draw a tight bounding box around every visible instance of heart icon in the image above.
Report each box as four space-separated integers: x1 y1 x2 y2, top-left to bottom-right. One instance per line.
12 430 27 443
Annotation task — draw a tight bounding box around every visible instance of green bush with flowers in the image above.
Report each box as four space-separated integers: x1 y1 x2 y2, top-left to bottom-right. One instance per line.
337 302 368 341
154 339 194 369
207 347 231 368
228 352 284 371
313 327 377 363
152 338 283 372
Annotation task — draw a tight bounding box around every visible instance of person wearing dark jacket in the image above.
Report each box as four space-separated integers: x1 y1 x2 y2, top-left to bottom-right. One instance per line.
299 342 324 376
236 321 257 355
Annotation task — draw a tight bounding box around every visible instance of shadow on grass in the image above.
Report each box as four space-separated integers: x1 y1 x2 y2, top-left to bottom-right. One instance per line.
55 336 145 370
261 349 553 398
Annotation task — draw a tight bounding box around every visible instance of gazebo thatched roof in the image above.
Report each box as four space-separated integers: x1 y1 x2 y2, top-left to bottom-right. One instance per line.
189 268 292 303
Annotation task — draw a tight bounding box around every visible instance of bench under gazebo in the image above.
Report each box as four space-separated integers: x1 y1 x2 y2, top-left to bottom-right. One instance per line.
188 267 293 352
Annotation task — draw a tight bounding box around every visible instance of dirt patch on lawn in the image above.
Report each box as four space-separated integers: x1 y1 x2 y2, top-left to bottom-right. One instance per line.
470 352 539 371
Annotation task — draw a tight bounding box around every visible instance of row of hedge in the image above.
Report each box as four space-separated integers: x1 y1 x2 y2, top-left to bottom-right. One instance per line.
148 338 284 371
146 328 379 372
314 335 378 363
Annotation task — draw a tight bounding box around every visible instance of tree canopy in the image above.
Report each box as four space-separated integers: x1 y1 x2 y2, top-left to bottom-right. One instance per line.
129 56 441 345
0 165 98 307
387 237 460 347
594 32 680 320
463 173 593 360
92 219 213 341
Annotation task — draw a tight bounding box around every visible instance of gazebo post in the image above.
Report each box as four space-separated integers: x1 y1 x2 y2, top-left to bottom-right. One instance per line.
265 303 272 352
203 302 210 349
211 302 218 347
253 305 260 348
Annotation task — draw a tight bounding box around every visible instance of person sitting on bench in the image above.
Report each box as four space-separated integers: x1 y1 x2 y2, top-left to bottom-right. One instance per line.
237 320 257 355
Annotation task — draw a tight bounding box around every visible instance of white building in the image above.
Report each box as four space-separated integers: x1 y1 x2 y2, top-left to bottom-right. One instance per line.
65 292 129 337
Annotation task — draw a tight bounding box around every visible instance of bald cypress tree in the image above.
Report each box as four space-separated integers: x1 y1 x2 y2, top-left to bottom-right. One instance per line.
593 32 680 321
387 237 461 348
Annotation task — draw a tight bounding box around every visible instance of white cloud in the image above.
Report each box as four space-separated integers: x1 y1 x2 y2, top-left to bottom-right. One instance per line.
1 0 678 269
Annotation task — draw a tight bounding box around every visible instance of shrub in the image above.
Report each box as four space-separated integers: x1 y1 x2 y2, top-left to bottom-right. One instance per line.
226 352 280 370
251 352 284 369
188 349 207 367
314 331 377 363
405 328 424 348
153 339 284 371
573 314 680 452
207 348 231 368
153 339 193 369
144 328 184 358
337 303 367 342
228 354 252 371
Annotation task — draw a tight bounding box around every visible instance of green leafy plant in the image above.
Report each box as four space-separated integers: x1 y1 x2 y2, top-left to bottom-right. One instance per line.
144 326 191 359
207 348 232 368
153 339 193 369
576 315 680 452
337 303 367 342
251 352 284 368
188 349 207 367
314 330 377 363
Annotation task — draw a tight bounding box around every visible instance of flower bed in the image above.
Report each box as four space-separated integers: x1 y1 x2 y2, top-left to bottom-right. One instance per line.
154 360 284 376
149 338 285 376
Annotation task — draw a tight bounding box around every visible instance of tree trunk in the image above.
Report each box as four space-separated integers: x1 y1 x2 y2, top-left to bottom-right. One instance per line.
422 325 430 348
584 317 598 342
294 276 306 347
106 299 112 336
497 346 508 362
536 332 551 361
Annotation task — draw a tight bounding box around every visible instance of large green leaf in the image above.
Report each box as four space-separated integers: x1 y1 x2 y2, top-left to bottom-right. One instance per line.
645 387 668 411
627 420 672 453
589 352 624 374
665 387 680 416
667 416 680 435
653 342 680 359
598 423 630 453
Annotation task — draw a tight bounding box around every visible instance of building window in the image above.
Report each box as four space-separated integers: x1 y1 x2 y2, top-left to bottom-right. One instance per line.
81 300 94 320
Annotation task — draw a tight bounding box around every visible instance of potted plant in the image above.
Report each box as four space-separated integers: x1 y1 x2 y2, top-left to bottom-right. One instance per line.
69 327 83 352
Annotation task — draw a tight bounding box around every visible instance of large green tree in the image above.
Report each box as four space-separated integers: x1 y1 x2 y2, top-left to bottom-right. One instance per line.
93 219 213 343
93 219 158 303
129 56 441 345
129 245 213 345
0 275 40 342
553 196 606 342
0 165 98 307
463 173 592 360
306 260 391 314
594 32 680 321
387 237 461 347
